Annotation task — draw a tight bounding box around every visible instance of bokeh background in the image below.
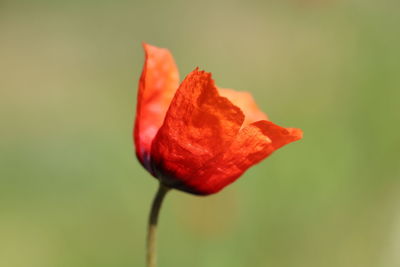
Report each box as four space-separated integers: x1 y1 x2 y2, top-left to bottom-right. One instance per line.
1 0 399 266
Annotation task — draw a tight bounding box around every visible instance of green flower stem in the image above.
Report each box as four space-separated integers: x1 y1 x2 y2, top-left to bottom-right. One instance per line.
147 182 170 267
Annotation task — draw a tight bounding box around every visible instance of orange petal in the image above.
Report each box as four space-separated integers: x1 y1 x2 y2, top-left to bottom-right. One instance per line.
165 120 302 195
150 69 245 190
218 88 268 125
134 43 179 169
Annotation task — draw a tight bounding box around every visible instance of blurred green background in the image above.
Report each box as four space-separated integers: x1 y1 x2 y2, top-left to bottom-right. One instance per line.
1 0 399 266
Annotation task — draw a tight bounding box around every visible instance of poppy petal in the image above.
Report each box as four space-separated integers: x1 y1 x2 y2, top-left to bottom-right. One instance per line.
150 69 245 190
167 120 302 195
218 88 268 125
134 43 179 170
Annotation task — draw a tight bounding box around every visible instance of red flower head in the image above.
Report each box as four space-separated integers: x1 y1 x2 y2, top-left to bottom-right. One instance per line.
134 43 302 195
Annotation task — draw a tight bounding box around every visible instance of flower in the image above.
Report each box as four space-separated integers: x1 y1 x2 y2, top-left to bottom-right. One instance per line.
134 43 303 195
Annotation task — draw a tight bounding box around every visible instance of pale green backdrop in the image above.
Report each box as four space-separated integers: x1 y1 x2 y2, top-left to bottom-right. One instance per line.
1 0 399 266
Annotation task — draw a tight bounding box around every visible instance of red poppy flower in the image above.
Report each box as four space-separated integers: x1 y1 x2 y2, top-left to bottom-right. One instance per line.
134 43 302 195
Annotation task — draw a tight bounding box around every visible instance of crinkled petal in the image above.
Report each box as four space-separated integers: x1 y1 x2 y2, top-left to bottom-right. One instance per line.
134 43 179 170
169 120 302 195
150 69 245 190
218 88 268 125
